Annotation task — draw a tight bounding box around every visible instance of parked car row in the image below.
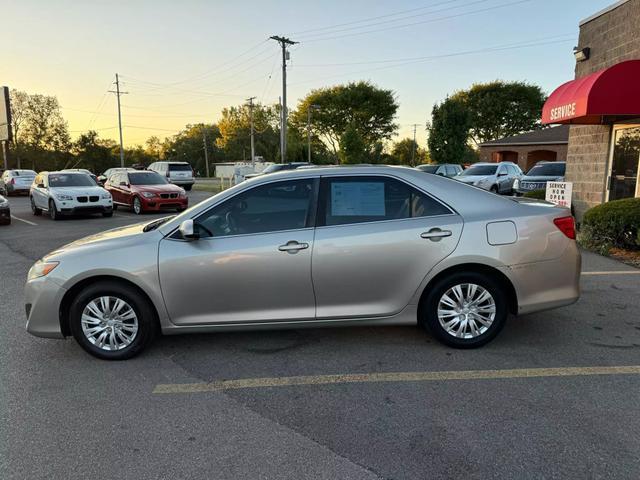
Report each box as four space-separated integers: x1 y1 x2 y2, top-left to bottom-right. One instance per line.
415 160 566 196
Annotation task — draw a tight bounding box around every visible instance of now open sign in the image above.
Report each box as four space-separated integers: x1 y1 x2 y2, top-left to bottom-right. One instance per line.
545 181 573 208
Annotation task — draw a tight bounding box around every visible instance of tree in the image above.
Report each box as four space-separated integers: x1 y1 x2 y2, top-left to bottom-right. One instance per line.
391 138 428 166
291 81 398 161
453 81 546 145
9 89 71 169
216 103 280 162
339 124 367 164
164 124 223 175
145 136 163 160
427 97 471 164
73 130 116 174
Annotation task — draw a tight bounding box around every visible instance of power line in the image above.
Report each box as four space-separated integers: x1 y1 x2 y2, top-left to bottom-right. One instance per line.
295 0 490 40
299 0 532 43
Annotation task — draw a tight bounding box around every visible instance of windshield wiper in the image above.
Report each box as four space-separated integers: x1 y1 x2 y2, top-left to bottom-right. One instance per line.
143 215 175 232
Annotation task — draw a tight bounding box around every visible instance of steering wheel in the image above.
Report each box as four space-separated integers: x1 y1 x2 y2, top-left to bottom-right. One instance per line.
225 211 237 234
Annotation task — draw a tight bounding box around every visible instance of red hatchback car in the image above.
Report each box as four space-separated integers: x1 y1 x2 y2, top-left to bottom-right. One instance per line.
105 170 188 214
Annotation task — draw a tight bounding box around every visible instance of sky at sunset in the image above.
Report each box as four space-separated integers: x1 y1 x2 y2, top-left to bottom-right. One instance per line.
2 0 615 150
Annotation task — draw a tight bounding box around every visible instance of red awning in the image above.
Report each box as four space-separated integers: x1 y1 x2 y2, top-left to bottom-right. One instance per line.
542 60 640 124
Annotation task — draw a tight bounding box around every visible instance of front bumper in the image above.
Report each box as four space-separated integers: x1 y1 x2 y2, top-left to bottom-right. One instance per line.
141 196 188 211
59 205 113 216
25 276 67 339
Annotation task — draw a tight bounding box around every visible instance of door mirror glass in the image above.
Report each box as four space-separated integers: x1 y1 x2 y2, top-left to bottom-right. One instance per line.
498 171 507 177
179 219 199 240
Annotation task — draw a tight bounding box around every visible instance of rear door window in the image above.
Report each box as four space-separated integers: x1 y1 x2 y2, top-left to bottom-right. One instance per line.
168 164 192 172
318 176 451 227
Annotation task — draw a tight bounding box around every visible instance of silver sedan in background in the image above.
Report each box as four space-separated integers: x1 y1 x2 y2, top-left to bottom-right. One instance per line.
25 166 580 360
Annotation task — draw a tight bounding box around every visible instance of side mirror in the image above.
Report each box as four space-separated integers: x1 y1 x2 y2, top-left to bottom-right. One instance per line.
179 219 199 240
37 183 45 188
119 181 128 187
498 172 507 177
97 176 106 183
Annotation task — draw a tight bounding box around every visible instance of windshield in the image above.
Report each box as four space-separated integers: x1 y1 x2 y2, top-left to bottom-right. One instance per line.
526 163 566 177
48 173 96 187
416 165 439 173
461 165 498 176
168 164 192 172
262 164 285 174
129 172 168 185
11 170 36 177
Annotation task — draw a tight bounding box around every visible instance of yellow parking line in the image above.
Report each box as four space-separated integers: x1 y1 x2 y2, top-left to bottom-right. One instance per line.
582 271 640 276
153 365 640 394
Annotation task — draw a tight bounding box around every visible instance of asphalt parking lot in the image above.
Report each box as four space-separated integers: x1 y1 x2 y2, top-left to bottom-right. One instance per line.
2 192 640 479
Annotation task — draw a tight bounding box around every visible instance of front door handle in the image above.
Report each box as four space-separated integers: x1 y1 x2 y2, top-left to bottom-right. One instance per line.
421 228 452 241
278 241 309 253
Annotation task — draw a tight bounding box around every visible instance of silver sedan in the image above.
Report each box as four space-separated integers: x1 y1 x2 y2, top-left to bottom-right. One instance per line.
25 166 581 359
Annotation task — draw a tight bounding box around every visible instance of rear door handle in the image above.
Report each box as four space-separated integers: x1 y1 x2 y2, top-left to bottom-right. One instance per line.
278 241 309 252
421 228 452 241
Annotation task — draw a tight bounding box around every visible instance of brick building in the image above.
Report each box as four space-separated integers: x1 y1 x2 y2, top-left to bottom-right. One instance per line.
478 125 569 171
542 0 640 218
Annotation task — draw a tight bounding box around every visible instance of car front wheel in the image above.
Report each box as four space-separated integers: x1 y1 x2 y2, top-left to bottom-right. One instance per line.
421 272 508 348
49 200 59 221
68 281 157 360
132 197 143 215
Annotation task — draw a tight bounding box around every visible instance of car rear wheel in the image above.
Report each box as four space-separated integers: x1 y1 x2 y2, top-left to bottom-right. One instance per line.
421 272 508 348
68 281 157 360
184 185 192 191
31 197 42 216
49 200 59 221
132 197 143 215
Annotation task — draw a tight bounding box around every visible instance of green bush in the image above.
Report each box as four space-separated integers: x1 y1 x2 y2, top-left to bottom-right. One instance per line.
579 198 640 253
523 189 546 200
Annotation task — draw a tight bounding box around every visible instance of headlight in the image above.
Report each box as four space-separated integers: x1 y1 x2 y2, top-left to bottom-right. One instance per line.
0 199 8 207
178 190 186 198
27 260 59 280
55 194 73 201
101 192 112 199
142 192 155 198
513 178 520 189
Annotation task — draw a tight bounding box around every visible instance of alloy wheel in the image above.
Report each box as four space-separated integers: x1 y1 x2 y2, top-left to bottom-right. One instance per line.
81 296 139 351
133 197 142 215
437 283 496 339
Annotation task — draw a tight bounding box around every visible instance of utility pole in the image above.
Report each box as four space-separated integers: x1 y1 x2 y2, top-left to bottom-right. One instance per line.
307 104 320 164
411 123 420 166
270 36 298 163
1 141 8 171
109 74 128 167
246 96 256 167
202 129 210 178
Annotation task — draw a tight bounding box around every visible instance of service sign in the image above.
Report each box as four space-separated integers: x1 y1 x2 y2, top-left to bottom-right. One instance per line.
545 181 573 208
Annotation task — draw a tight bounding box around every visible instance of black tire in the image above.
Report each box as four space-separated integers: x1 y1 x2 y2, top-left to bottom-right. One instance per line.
102 210 113 218
31 197 42 216
489 185 499 194
184 184 192 191
49 199 60 221
112 203 118 211
132 196 143 215
420 271 508 349
68 281 158 360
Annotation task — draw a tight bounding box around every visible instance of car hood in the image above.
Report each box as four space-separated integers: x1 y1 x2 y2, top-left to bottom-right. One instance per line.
520 175 563 182
455 175 490 183
50 186 107 196
45 221 159 260
131 184 183 194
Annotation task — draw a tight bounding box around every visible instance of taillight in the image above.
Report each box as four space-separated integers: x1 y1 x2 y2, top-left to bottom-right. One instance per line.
553 216 575 239
10 178 15 185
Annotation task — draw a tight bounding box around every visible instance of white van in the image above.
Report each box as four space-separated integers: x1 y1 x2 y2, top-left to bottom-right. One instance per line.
147 162 195 190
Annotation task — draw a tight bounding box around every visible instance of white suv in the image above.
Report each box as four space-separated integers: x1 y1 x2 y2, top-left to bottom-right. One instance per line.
147 162 194 190
30 171 113 220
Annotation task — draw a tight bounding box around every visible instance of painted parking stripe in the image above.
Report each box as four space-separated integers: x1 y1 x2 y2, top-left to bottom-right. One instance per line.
153 365 640 395
582 271 640 276
10 215 37 226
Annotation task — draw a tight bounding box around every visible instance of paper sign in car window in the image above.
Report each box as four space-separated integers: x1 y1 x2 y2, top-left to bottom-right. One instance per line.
331 182 385 216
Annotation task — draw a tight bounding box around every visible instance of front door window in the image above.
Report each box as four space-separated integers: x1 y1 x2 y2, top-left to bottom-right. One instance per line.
609 126 640 201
